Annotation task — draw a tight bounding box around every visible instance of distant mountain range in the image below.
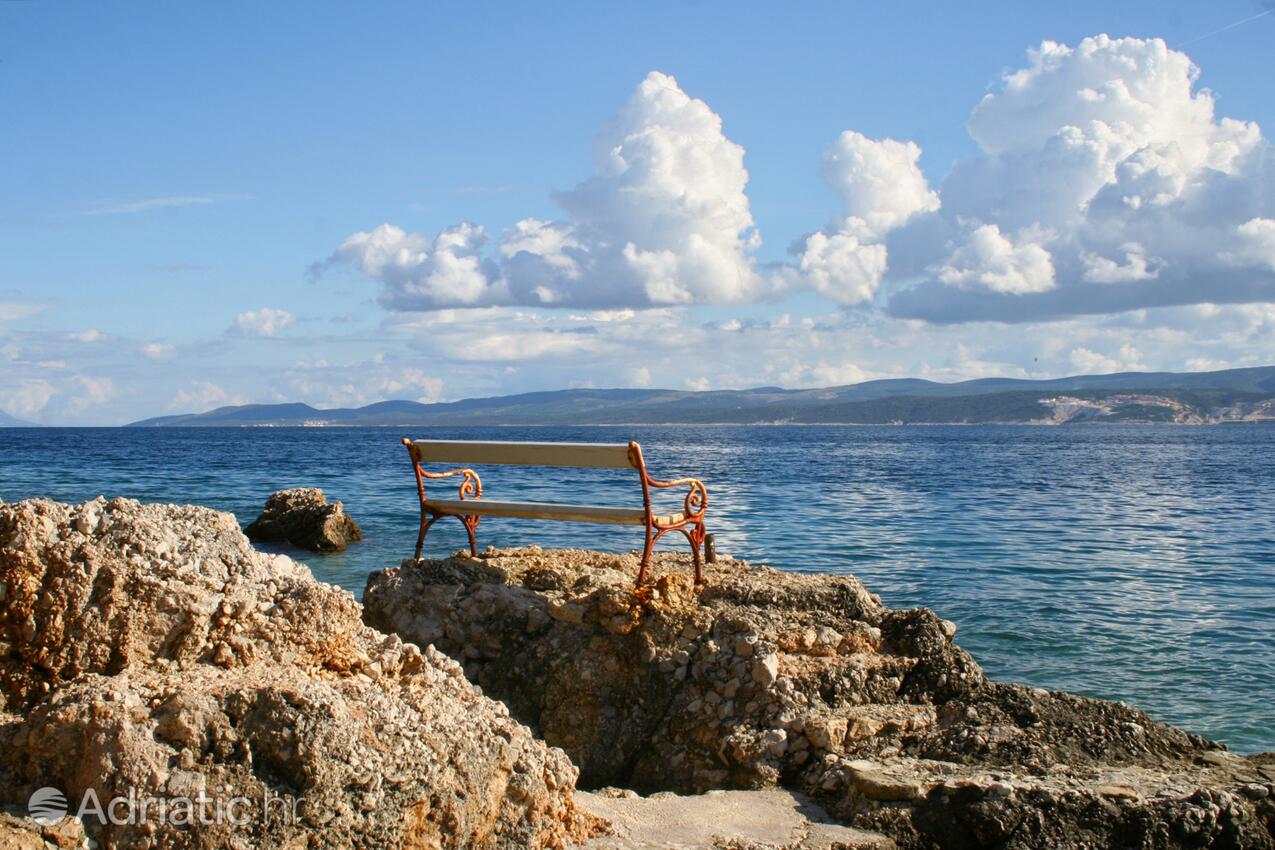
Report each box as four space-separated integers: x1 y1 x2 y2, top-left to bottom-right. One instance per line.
0 411 36 427
125 366 1275 427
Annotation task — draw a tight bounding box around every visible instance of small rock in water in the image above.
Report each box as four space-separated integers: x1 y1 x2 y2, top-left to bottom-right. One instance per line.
243 487 362 552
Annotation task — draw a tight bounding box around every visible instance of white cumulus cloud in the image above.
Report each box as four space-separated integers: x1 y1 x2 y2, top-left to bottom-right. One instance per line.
316 38 1273 327
871 34 1275 322
1082 243 1161 283
325 223 502 309
795 132 939 305
1227 218 1275 271
318 71 777 310
935 224 1056 294
799 230 888 305
818 132 940 233
232 308 296 337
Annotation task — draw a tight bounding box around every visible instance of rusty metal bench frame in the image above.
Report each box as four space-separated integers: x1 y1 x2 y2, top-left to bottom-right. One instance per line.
402 437 709 586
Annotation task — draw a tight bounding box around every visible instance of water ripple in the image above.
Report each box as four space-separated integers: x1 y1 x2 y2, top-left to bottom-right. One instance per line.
2 424 1273 752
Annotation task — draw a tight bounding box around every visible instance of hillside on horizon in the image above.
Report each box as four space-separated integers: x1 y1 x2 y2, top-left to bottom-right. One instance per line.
0 411 36 427
124 365 1275 428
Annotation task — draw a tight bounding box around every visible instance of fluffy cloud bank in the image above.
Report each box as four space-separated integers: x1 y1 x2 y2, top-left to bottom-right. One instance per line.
319 72 778 310
876 35 1274 322
320 36 1272 323
797 131 939 305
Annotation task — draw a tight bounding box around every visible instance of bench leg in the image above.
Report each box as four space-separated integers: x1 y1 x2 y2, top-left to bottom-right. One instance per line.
415 513 480 560
461 515 480 556
414 513 439 560
637 523 708 588
683 522 706 586
636 523 655 587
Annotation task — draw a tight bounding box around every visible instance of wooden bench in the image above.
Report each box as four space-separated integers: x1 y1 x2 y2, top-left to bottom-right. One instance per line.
402 438 711 586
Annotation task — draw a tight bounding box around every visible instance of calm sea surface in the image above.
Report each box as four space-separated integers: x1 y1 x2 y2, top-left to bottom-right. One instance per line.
2 425 1272 752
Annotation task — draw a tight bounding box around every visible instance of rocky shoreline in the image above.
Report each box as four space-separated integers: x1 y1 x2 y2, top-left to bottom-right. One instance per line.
365 548 1275 849
0 496 1272 848
0 497 595 849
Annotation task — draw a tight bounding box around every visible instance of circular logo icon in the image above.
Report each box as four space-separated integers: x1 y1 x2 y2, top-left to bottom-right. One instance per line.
27 787 68 825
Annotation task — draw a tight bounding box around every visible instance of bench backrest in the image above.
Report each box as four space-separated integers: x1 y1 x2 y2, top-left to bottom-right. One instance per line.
406 439 637 470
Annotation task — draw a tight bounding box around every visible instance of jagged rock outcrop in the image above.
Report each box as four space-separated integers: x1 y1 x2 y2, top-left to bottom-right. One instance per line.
244 487 362 552
364 548 1275 850
0 498 597 849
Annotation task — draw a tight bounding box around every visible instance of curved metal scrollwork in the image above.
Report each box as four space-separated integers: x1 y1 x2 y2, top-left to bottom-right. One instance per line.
630 440 711 588
421 467 483 501
645 475 707 526
404 438 484 560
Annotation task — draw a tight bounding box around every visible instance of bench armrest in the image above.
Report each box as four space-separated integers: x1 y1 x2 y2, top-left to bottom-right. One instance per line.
420 466 483 501
646 474 708 521
404 436 483 502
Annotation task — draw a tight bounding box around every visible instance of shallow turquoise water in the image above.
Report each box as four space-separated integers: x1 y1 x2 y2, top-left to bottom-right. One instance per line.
2 424 1272 752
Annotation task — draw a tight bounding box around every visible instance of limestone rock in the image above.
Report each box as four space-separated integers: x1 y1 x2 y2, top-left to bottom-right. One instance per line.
364 547 1275 850
841 761 924 802
752 652 779 689
0 498 596 849
367 550 895 791
0 496 351 705
244 488 362 552
805 716 849 752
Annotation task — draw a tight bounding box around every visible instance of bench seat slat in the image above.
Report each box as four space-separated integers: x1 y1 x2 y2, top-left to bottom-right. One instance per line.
424 498 684 527
410 440 634 469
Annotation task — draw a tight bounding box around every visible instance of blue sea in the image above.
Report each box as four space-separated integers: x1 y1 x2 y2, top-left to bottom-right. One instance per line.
2 425 1273 753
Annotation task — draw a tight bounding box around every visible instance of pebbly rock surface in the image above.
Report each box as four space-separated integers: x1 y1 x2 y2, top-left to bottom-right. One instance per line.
577 787 892 849
0 807 88 849
364 548 1275 850
0 498 597 849
244 487 362 552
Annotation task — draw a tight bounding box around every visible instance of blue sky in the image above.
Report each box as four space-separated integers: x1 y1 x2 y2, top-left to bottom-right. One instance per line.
3 1 1274 424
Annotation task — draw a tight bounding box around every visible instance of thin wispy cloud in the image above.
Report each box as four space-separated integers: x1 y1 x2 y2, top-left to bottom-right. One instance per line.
1177 7 1274 47
0 300 49 322
81 194 252 216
